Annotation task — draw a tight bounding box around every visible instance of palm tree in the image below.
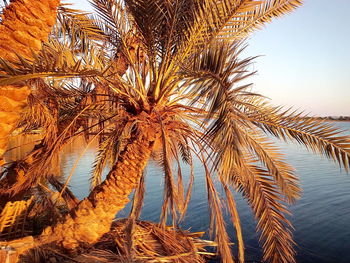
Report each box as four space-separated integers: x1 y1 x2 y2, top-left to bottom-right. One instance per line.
0 0 61 165
1 1 349 263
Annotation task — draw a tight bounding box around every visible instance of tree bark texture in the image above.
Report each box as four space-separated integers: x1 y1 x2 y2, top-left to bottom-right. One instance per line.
41 126 157 251
0 0 60 164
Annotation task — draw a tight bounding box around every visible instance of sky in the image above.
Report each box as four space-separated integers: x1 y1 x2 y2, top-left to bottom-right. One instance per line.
68 0 350 116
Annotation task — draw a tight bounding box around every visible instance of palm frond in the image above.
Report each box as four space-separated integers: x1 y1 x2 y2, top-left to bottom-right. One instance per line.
178 158 194 222
0 43 105 86
170 0 302 69
200 88 298 262
247 103 350 171
223 183 244 263
172 142 194 220
178 138 193 165
129 172 145 221
18 94 57 138
125 172 146 255
90 0 129 46
48 175 79 211
230 0 303 39
159 117 179 226
0 0 8 18
91 118 129 190
181 43 257 117
124 0 166 52
237 129 300 203
203 158 235 263
56 6 104 52
230 153 295 263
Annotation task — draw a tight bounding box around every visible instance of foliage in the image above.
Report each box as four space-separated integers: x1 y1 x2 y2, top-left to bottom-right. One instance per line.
1 1 349 263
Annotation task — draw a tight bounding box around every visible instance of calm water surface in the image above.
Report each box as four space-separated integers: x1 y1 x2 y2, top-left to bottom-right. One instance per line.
60 122 350 263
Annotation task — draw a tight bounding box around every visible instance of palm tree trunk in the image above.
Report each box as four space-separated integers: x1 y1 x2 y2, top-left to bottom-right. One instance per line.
41 127 156 251
0 0 60 165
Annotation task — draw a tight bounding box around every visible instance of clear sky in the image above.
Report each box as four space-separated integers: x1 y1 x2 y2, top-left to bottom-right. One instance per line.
67 0 350 116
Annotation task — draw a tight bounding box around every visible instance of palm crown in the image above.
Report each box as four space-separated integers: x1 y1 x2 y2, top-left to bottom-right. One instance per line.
1 1 349 263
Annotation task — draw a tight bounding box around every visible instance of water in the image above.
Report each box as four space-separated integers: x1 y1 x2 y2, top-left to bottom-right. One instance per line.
15 122 350 262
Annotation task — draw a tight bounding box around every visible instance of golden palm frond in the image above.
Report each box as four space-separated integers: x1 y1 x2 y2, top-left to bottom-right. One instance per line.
246 102 350 170
205 0 304 41
237 129 300 203
124 0 167 50
18 94 57 138
167 0 302 72
1 91 108 197
0 50 103 86
205 111 297 262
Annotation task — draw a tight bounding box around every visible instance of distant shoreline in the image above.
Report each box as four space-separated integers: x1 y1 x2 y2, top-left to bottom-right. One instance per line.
312 116 350 122
326 119 350 122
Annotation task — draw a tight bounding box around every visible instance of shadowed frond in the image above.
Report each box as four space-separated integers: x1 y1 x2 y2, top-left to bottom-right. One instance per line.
18 94 57 135
90 118 130 190
159 117 179 226
187 42 299 262
203 159 235 263
182 43 257 113
207 114 294 261
56 6 104 52
90 0 130 46
223 183 244 263
124 0 167 50
229 153 295 263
